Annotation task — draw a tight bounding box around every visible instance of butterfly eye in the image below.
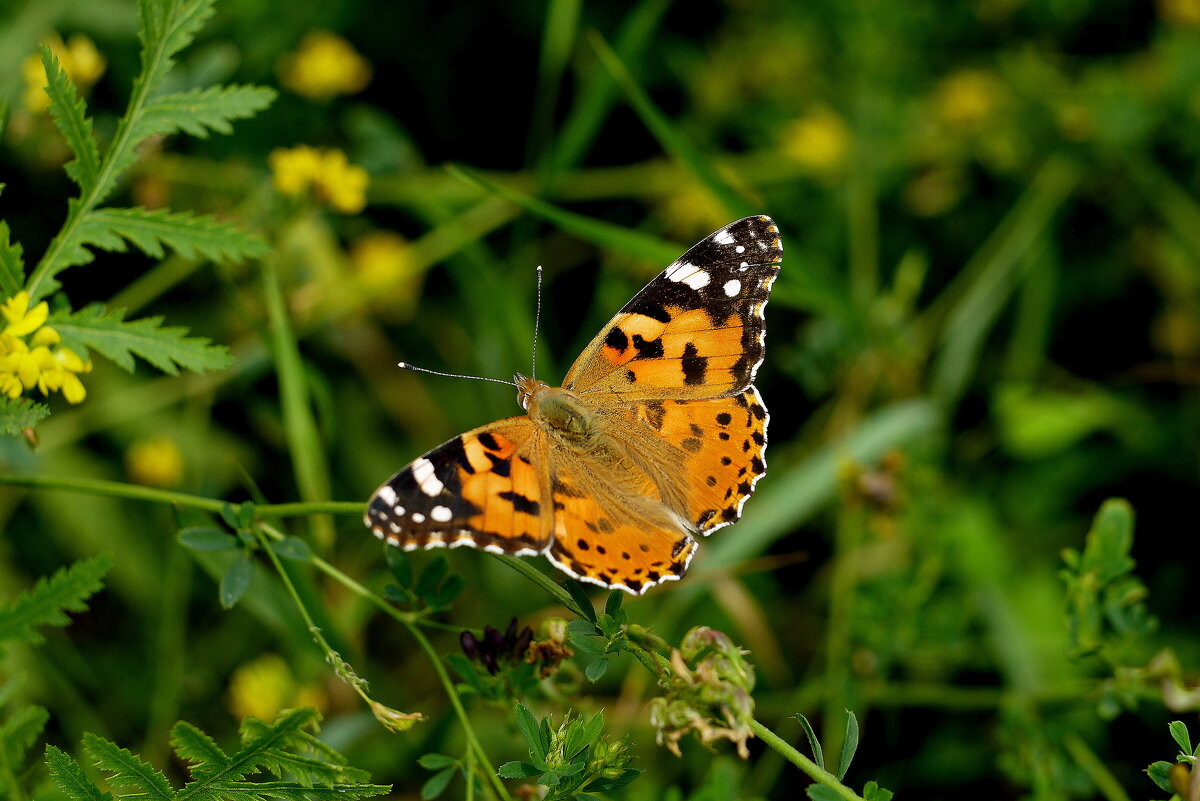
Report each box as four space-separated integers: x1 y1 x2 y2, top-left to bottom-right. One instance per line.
517 388 530 410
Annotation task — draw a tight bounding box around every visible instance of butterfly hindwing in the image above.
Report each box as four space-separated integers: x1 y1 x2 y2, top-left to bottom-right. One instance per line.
564 215 782 400
364 419 549 556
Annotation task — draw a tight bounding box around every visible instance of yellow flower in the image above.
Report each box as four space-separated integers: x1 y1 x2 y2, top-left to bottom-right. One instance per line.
21 33 107 113
269 146 368 214
278 31 371 100
779 107 850 175
932 69 1007 130
0 292 91 405
351 231 415 291
1159 0 1200 25
228 654 325 720
126 435 185 488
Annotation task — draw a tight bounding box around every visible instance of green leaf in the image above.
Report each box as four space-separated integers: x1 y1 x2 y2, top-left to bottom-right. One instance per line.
414 556 449 599
569 634 605 656
514 703 546 763
178 527 239 551
139 84 276 139
434 573 465 606
1168 720 1192 756
417 754 456 771
1082 499 1137 583
0 553 111 650
49 303 234 376
40 47 101 195
44 745 114 801
583 768 641 792
793 713 824 770
420 767 455 799
84 733 173 801
497 761 541 779
270 537 313 561
77 206 268 264
604 590 623 617
837 710 860 781
1146 761 1174 793
219 554 253 609
862 780 894 801
585 657 609 682
806 786 842 801
579 712 605 753
2 704 49 767
384 546 413 588
0 397 50 436
0 217 25 296
447 164 683 267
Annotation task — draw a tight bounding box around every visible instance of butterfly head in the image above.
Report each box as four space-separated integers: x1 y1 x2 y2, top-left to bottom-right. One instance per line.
514 373 548 411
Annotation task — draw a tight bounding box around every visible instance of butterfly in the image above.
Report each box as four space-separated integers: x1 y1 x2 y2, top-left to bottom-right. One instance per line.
364 215 782 594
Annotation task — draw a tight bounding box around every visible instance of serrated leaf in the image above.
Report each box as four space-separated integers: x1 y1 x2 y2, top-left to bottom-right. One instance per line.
78 207 268 264
170 719 228 771
793 713 824 770
49 303 234 376
0 397 50 436
417 754 456 771
420 767 454 799
3 704 49 765
0 553 111 650
580 712 605 753
585 657 609 682
0 218 24 296
44 745 114 801
139 84 276 139
178 527 238 551
497 761 541 779
514 704 545 763
1146 761 1174 793
40 47 101 195
84 733 173 801
219 554 253 609
837 710 859 781
270 537 313 561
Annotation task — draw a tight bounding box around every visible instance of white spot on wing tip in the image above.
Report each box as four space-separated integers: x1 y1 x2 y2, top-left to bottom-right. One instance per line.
376 486 397 505
723 279 741 297
713 229 736 245
412 457 444 496
681 270 711 290
431 505 452 523
411 512 425 524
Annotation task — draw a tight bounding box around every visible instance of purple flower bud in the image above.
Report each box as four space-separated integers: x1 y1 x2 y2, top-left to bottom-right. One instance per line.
460 630 479 660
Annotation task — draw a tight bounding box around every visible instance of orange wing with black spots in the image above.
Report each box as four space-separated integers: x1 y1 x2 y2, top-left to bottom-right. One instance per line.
542 453 697 594
625 387 769 535
564 215 782 401
365 419 549 556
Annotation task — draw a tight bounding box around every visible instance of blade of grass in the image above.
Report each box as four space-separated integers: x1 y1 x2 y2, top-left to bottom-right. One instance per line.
587 30 757 220
261 255 334 546
447 163 683 265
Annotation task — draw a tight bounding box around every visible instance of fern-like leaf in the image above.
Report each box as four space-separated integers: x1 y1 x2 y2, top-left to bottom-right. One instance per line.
2 704 50 774
48 304 234 375
0 203 25 296
45 745 117 801
140 85 277 139
78 207 268 264
0 553 112 652
84 733 174 801
170 720 229 777
40 47 101 195
0 397 50 436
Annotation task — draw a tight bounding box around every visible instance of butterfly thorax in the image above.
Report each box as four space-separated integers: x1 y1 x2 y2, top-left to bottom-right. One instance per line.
516 374 595 444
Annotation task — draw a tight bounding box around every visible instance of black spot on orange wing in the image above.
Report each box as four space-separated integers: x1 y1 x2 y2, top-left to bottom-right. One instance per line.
682 342 708 385
605 327 629 350
498 491 540 516
632 334 664 359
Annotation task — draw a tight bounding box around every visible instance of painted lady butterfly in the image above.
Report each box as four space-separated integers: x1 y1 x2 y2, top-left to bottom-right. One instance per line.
365 215 782 594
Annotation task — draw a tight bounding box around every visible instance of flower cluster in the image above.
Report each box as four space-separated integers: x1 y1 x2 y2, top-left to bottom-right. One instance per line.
269 146 369 213
277 31 371 100
460 618 534 675
21 33 106 112
648 626 757 759
1 292 91 404
780 106 851 176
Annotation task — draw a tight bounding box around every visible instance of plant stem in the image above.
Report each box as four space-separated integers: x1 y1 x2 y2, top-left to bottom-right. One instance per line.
1064 734 1133 801
0 473 360 517
750 720 865 801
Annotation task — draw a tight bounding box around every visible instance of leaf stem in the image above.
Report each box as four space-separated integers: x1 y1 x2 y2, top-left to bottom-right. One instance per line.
750 720 865 801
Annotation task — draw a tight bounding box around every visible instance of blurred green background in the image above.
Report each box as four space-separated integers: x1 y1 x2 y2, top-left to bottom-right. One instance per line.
1 0 1199 798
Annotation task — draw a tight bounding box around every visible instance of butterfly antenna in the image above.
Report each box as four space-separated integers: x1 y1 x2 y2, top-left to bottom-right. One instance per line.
396 362 519 388
531 264 543 381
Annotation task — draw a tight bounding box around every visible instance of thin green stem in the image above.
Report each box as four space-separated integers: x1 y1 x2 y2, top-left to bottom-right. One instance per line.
0 473 361 517
750 720 865 801
1064 734 1133 801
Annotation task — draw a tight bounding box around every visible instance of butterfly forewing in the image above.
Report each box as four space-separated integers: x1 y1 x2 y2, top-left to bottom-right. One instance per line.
564 215 782 400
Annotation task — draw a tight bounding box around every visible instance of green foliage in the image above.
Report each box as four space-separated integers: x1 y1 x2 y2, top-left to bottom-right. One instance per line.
0 397 49 435
0 553 112 652
1145 720 1198 796
499 704 640 800
44 709 390 801
39 48 101 196
0 216 23 296
49 304 234 375
1061 499 1157 659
